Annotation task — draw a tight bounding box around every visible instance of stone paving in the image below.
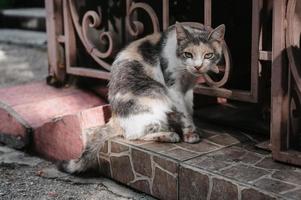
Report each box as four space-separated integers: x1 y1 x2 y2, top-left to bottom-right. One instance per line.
94 121 301 200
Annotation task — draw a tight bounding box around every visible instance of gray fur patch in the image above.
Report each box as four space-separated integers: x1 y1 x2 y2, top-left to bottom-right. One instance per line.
144 123 161 134
143 121 171 134
166 107 185 135
137 33 166 65
160 56 175 87
109 60 167 100
138 40 160 65
111 99 151 117
179 73 197 93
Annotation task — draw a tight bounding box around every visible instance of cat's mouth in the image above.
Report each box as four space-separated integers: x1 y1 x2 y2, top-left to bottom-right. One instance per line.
188 67 208 76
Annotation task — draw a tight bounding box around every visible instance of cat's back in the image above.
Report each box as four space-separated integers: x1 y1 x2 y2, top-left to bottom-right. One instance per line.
109 32 168 89
109 32 169 100
113 32 164 65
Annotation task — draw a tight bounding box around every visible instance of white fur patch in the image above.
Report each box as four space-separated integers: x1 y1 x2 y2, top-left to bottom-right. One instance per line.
119 100 172 140
168 89 189 115
66 160 83 173
162 32 182 73
152 64 165 85
185 89 194 115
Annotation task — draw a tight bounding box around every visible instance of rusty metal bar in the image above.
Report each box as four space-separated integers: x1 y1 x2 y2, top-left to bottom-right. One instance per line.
45 0 66 84
271 0 289 158
195 86 257 102
67 67 110 80
162 0 169 30
63 0 76 69
249 0 262 102
204 0 212 26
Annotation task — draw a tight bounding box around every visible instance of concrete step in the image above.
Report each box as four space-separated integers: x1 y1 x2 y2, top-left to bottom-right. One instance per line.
0 8 45 31
0 29 47 48
0 81 109 159
0 82 300 199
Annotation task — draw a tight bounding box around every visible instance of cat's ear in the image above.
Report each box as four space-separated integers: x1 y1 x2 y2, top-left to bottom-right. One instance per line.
208 24 225 42
175 22 191 43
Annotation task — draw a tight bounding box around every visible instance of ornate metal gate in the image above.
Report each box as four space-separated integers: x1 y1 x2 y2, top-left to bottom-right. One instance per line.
45 0 265 102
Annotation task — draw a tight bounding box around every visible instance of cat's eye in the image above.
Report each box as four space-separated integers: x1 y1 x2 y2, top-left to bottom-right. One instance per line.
183 52 193 59
204 53 214 59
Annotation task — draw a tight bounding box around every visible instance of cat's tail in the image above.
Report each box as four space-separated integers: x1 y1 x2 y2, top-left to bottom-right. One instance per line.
57 122 120 174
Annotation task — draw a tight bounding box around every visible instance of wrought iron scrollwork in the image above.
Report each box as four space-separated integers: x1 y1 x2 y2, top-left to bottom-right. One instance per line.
126 0 160 37
82 11 115 59
68 0 117 70
67 0 230 88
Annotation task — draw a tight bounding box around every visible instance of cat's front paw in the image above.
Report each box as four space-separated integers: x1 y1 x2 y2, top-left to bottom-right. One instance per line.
183 131 201 143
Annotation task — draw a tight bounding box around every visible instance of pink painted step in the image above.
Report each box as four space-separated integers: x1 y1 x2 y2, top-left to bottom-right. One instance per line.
34 105 111 160
0 81 110 160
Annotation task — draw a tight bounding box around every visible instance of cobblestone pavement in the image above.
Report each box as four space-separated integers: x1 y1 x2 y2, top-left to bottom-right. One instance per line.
0 41 154 200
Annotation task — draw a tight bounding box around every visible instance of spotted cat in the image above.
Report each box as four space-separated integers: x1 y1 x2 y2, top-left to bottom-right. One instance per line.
59 22 225 173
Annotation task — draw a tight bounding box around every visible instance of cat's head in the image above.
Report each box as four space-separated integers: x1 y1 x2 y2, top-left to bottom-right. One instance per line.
175 23 225 76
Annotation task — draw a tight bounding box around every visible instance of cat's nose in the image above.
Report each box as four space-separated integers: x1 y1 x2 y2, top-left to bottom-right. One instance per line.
194 66 202 70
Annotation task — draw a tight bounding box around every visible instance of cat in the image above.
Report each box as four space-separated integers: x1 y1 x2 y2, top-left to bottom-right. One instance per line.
58 22 225 174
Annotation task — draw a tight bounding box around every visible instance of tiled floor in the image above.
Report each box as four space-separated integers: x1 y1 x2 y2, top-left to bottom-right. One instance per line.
96 121 301 200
